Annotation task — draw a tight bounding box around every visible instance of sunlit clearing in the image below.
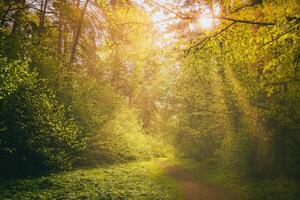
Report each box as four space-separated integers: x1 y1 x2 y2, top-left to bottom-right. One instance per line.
199 17 214 29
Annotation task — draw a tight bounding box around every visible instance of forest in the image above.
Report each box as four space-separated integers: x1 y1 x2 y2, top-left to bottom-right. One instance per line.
0 0 299 199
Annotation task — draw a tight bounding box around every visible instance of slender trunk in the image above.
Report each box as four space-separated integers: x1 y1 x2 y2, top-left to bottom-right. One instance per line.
63 24 68 56
38 0 48 33
69 0 90 64
57 0 64 55
12 0 26 34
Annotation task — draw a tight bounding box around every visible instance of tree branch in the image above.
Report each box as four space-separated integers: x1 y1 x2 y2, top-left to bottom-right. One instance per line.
148 0 276 26
186 22 236 52
218 17 275 26
230 0 262 14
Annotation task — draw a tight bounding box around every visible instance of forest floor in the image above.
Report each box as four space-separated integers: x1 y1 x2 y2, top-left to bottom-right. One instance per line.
159 160 236 200
165 159 300 200
1 159 299 200
0 160 180 200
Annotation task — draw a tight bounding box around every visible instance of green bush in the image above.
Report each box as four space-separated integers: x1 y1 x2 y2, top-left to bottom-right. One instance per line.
0 57 81 177
85 106 152 164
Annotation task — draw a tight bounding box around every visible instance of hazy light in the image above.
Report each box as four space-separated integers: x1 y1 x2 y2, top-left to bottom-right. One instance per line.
214 5 221 16
197 4 220 30
198 17 214 29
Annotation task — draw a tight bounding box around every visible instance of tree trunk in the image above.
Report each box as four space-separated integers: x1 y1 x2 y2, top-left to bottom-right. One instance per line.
38 0 48 33
57 0 64 55
69 0 90 64
12 0 26 34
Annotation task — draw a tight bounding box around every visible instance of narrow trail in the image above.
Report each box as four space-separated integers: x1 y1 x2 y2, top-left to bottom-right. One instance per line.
160 162 236 200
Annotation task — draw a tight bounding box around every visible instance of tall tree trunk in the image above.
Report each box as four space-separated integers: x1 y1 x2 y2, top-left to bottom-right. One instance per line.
39 0 49 33
57 0 64 55
69 0 90 64
12 0 26 34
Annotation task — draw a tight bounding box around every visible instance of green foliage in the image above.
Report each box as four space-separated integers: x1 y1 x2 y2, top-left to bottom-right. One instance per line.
1 0 299 199
0 161 179 200
86 106 152 164
0 57 81 177
0 0 168 178
239 178 300 200
0 57 31 99
172 0 300 178
218 128 257 177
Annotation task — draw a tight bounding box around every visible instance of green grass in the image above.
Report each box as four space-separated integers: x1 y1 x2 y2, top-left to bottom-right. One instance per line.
0 160 180 200
172 159 300 200
5 158 297 200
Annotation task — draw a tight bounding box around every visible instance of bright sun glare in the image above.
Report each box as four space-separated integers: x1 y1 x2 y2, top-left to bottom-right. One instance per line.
197 5 220 30
198 17 214 29
136 0 220 32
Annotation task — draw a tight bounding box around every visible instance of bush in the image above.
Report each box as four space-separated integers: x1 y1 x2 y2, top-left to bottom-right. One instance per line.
0 57 81 177
85 106 152 164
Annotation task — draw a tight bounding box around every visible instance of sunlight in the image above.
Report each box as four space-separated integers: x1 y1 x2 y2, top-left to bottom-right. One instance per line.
198 16 214 29
197 4 220 30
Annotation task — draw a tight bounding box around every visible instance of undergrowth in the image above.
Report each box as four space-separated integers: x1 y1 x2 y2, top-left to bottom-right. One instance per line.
0 160 179 200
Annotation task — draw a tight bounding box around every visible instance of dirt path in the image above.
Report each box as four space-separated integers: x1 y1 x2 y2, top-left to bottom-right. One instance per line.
161 163 236 200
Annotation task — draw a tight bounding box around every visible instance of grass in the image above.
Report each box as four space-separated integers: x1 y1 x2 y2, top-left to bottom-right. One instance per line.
171 159 300 200
0 160 180 200
3 158 297 200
